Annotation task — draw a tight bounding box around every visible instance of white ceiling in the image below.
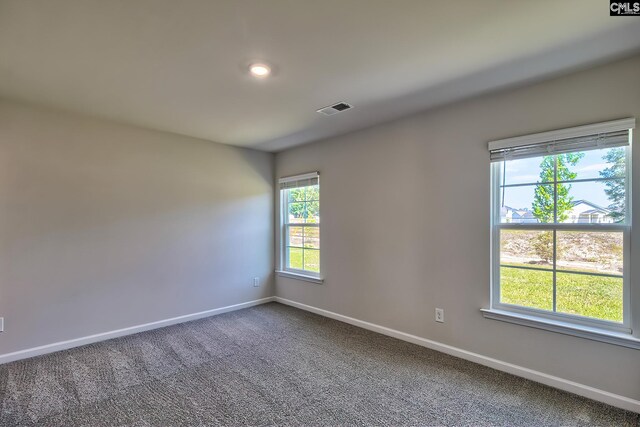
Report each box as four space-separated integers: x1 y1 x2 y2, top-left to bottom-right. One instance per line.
1 1 639 152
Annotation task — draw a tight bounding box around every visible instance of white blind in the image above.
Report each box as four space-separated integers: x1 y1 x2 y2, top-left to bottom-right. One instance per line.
489 118 634 162
278 172 319 190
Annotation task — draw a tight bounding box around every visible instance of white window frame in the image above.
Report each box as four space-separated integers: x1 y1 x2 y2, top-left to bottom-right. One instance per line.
484 119 640 347
276 172 322 283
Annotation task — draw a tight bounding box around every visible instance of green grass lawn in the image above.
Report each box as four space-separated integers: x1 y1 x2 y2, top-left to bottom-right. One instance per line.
500 267 623 322
288 248 320 273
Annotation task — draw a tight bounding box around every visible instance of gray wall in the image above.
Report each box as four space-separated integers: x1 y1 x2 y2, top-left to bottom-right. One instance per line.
275 55 640 400
0 100 274 355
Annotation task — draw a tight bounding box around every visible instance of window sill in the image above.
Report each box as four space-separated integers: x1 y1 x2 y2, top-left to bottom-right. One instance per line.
481 308 640 350
275 270 324 284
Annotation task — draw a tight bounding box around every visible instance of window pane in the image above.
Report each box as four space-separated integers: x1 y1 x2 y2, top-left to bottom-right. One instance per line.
500 267 553 311
287 202 306 223
303 226 319 249
568 147 626 181
305 184 319 201
287 226 304 247
306 200 320 223
556 231 623 275
556 273 623 322
287 202 319 224
558 180 624 224
288 247 303 270
501 156 548 185
500 229 553 269
303 249 320 273
288 188 306 203
500 184 554 223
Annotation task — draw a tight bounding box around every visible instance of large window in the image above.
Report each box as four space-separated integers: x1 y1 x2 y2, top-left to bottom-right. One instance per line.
278 172 320 278
488 119 634 334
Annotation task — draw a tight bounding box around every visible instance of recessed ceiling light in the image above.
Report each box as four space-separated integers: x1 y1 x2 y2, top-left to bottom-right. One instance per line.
249 63 271 78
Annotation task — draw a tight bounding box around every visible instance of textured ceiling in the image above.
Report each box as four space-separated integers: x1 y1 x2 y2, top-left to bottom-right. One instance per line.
1 0 639 151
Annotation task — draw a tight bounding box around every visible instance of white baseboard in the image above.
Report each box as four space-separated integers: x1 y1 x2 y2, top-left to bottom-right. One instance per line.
274 297 640 414
0 297 275 365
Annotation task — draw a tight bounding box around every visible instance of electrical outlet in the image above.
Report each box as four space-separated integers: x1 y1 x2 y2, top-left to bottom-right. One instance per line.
435 308 444 323
0 317 4 332
253 277 260 287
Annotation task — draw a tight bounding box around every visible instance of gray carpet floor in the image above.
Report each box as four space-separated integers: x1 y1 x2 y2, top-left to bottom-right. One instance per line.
0 303 638 427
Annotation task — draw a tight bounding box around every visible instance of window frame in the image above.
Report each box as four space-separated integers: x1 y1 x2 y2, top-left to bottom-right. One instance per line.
278 172 321 281
489 125 633 335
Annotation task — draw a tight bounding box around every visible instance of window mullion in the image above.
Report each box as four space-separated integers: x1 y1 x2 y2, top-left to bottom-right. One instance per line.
498 223 628 231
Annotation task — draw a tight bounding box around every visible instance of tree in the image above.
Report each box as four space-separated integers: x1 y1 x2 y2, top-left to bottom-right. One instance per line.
599 147 626 222
288 188 305 218
532 230 554 263
531 153 583 264
287 186 319 222
305 185 320 222
531 153 584 223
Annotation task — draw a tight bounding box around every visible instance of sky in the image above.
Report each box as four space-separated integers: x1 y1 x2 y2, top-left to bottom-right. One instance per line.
500 148 622 210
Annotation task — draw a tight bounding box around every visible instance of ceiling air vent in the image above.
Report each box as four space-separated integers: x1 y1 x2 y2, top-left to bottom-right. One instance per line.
317 102 353 116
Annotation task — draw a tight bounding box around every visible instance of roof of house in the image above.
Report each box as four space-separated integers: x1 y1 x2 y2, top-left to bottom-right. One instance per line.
571 200 611 213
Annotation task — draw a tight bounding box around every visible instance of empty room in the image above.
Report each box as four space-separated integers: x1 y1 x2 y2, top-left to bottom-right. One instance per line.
1 1 639 426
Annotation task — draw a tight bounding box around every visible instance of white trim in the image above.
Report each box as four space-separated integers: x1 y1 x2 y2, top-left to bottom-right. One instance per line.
278 171 319 184
0 297 275 365
490 300 631 334
275 270 324 284
498 223 628 231
274 297 640 414
488 118 635 151
481 309 640 349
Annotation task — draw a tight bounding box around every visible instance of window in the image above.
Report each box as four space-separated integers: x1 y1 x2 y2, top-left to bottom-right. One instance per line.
488 118 634 336
278 172 321 280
